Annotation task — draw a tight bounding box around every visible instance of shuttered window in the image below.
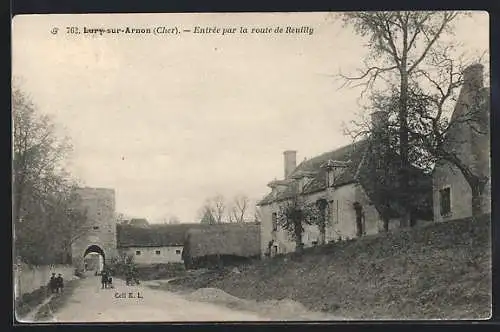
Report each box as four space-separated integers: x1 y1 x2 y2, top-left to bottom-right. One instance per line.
272 212 278 231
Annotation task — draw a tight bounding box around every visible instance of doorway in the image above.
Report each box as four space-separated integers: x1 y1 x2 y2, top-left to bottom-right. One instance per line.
83 245 105 275
353 202 365 237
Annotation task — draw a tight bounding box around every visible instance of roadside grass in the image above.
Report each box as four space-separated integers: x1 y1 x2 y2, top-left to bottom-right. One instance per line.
15 286 51 320
34 278 81 321
163 214 492 320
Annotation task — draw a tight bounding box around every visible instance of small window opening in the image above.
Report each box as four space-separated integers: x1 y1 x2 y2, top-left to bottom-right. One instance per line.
440 187 451 216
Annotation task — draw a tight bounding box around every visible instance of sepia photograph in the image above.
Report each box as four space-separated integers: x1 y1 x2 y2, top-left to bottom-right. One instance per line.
12 11 491 322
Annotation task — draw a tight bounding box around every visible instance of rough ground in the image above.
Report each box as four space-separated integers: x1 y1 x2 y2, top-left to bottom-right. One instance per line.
166 215 492 320
18 275 270 322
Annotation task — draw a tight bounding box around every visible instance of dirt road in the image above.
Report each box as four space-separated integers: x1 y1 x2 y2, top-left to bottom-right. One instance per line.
43 275 270 322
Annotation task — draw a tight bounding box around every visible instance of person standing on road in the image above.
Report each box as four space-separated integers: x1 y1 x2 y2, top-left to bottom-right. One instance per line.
56 273 64 293
49 273 57 293
101 268 108 289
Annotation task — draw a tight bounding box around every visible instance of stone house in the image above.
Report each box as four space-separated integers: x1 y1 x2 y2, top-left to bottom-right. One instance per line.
117 222 261 267
432 64 491 221
257 116 433 257
116 224 190 264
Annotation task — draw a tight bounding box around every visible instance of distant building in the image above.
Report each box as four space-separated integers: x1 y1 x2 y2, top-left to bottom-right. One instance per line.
432 64 491 221
117 222 261 267
257 115 432 257
116 224 191 264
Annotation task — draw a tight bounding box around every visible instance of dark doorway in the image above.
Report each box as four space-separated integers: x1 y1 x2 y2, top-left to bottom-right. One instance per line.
83 245 105 273
353 202 365 237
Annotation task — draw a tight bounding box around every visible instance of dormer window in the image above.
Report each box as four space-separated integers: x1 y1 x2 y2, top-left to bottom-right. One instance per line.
291 170 316 193
298 178 305 192
322 160 350 187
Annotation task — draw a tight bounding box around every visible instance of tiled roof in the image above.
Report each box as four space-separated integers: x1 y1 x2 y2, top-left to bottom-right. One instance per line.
258 140 369 205
117 223 200 247
183 223 261 258
116 222 262 248
257 139 433 220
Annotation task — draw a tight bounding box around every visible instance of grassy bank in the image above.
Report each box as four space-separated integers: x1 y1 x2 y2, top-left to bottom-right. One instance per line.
33 278 81 321
16 285 52 320
168 215 491 320
109 262 187 281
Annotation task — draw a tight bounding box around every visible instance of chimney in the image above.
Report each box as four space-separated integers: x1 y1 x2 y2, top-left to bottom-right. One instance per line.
463 63 484 92
283 150 297 179
370 110 389 133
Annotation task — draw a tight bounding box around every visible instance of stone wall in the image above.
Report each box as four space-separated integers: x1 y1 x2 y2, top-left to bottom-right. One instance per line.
119 246 184 264
14 263 74 300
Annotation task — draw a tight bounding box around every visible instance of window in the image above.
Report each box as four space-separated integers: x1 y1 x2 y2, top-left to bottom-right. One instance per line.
93 226 99 230
155 250 161 255
175 249 181 255
135 250 141 255
440 187 451 216
328 171 334 187
272 212 278 231
331 200 339 225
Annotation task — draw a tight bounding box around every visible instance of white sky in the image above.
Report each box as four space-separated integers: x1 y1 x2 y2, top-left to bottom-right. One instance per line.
12 12 489 223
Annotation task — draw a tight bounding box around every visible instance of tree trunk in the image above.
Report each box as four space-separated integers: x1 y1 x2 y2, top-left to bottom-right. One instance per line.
399 66 411 228
294 218 304 253
295 240 304 253
319 223 326 245
295 229 303 253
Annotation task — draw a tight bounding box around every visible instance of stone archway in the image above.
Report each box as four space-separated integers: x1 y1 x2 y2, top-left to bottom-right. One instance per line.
83 245 105 273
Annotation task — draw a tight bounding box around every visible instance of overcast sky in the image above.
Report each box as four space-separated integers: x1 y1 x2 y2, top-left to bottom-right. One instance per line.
12 12 488 223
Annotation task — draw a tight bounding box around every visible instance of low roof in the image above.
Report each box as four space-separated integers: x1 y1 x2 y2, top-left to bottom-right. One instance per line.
117 222 261 248
117 223 200 247
258 138 432 220
258 140 368 205
183 223 261 258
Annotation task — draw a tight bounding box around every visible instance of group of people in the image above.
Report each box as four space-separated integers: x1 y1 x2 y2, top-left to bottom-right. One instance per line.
100 268 114 289
125 266 140 286
49 273 64 293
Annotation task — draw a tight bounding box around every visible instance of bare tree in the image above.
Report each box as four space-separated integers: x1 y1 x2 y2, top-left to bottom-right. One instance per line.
230 195 249 223
199 203 216 224
168 215 181 224
211 195 226 223
277 191 320 253
340 11 461 227
12 84 87 264
12 85 72 224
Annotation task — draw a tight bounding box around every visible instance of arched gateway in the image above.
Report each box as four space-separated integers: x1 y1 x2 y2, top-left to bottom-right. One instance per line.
71 187 117 272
